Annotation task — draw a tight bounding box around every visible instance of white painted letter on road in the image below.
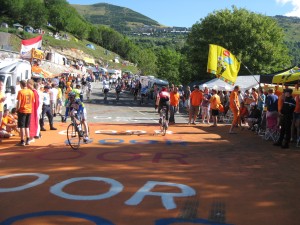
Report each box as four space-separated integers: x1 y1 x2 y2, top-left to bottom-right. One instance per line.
125 181 196 210
50 177 124 200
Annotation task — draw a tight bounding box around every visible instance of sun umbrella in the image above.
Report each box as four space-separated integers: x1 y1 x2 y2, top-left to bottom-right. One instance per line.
272 67 300 84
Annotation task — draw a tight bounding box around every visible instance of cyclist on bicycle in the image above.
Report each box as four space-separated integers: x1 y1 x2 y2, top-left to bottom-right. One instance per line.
156 86 170 125
115 81 122 101
67 92 89 142
103 77 110 101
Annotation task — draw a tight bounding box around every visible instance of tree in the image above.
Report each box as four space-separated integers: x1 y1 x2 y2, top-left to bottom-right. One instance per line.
89 25 103 46
186 6 292 81
136 48 157 75
47 1 76 33
22 0 48 28
178 54 194 85
1 0 24 22
285 41 300 66
66 10 90 40
156 48 181 84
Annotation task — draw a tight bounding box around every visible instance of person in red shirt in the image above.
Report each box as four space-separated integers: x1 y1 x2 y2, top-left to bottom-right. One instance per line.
156 86 170 124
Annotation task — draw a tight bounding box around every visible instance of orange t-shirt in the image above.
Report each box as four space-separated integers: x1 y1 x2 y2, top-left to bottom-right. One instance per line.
17 88 34 114
230 91 240 110
252 91 258 104
1 114 15 129
278 93 284 112
295 95 300 113
65 86 73 99
170 92 180 106
0 92 4 112
190 90 203 106
210 94 221 110
1 115 13 129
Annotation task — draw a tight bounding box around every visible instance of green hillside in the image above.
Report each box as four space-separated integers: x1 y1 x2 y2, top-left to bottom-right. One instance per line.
272 16 300 65
72 3 161 32
273 16 300 42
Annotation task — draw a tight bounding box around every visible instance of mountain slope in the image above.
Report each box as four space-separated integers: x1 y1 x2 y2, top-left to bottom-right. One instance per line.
73 3 300 40
273 15 300 42
72 3 161 31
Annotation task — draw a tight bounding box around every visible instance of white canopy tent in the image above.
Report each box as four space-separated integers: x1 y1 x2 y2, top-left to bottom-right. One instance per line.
202 75 260 91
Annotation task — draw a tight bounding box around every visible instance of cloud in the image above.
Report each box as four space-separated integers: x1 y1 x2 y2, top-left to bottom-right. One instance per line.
276 0 300 17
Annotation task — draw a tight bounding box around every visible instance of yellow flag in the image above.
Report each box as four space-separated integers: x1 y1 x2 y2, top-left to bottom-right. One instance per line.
207 44 241 85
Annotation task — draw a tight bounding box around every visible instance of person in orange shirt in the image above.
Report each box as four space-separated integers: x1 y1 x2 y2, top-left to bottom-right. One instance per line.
209 89 221 127
0 81 7 128
65 81 72 101
1 109 18 135
251 88 258 105
274 85 284 112
16 80 35 146
188 85 203 124
275 86 285 128
169 86 180 124
229 85 241 134
239 101 249 124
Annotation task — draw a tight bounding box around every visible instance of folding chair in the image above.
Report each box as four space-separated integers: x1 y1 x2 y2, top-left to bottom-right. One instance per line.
264 113 280 142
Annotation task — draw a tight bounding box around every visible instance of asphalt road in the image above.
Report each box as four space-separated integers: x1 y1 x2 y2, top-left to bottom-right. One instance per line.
83 82 188 124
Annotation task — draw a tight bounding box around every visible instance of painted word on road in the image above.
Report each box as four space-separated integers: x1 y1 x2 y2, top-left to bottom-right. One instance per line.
0 173 195 210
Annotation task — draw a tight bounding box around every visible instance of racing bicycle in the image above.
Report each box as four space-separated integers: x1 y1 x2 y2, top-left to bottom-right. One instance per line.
67 111 89 150
160 106 168 136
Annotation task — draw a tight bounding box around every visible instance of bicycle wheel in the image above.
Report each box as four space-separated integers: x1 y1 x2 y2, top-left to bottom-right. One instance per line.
162 122 167 136
67 123 80 150
161 117 167 136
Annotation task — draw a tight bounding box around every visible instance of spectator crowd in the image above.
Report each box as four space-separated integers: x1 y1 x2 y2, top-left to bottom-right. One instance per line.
1 73 299 149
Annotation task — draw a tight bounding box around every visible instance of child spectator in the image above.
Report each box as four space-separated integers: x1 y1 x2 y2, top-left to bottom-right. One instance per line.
1 109 18 135
246 103 261 130
11 107 18 121
240 102 249 124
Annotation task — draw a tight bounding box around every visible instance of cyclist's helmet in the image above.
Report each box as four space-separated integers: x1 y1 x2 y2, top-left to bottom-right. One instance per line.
68 92 76 98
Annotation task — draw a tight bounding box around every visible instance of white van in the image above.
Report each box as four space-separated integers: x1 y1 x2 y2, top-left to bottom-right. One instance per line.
0 59 32 110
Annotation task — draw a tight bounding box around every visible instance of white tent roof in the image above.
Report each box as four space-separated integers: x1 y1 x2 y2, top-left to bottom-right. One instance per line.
202 75 260 91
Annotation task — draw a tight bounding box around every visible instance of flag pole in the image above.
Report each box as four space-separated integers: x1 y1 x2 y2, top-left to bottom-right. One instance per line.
241 62 260 85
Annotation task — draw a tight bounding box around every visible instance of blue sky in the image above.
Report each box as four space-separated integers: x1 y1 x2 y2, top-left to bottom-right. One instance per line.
68 0 300 27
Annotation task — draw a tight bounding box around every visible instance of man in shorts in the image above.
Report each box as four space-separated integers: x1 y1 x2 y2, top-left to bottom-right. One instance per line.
209 89 221 127
16 80 34 146
188 85 203 125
